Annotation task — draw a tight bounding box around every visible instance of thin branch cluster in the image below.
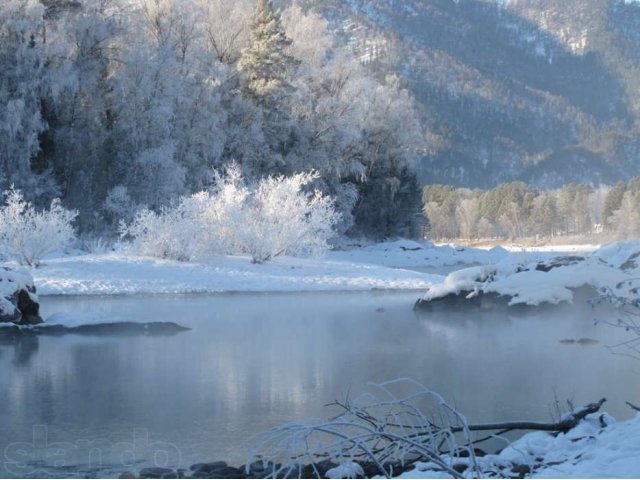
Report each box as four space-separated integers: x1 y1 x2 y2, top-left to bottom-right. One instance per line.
246 378 482 479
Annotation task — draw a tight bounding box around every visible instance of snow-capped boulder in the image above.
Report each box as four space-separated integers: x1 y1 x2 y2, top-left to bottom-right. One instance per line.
0 267 42 325
416 244 640 308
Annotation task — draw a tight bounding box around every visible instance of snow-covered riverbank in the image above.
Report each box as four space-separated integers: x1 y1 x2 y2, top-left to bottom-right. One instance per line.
22 239 640 299
396 411 640 478
30 253 441 296
418 242 640 308
23 239 508 296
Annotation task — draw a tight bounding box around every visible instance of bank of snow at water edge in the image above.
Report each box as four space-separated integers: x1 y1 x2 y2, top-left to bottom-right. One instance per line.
28 239 522 296
395 412 640 478
30 251 444 296
22 239 608 297
418 242 640 307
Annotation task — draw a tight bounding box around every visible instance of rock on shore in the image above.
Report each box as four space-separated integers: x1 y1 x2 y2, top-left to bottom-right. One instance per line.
0 267 42 325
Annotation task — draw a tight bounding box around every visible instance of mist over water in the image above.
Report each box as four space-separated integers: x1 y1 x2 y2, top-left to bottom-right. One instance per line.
0 292 637 477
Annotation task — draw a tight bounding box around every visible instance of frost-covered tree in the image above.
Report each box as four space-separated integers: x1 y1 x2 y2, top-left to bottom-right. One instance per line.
456 197 480 240
0 0 424 241
199 0 251 65
610 191 640 240
122 166 339 263
238 171 339 263
0 187 77 267
603 180 627 227
44 0 124 228
0 0 58 202
238 0 298 101
282 3 331 71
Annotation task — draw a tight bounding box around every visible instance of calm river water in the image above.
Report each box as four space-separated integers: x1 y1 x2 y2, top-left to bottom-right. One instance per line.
0 290 637 477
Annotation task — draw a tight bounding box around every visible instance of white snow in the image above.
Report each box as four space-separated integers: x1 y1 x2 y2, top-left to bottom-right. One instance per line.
31 252 444 296
420 242 640 307
24 241 640 301
395 412 640 478
328 239 511 269
493 243 601 254
326 462 365 479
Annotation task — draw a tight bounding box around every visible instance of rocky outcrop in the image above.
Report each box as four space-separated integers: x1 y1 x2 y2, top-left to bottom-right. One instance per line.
0 267 42 325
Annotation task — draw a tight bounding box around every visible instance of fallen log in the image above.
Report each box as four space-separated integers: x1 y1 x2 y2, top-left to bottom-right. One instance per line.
451 398 607 434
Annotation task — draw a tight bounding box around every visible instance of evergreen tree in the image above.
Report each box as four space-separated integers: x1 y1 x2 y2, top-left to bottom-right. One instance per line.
238 0 298 102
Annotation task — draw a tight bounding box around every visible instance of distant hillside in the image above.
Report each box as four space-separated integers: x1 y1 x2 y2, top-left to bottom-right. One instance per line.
300 0 640 188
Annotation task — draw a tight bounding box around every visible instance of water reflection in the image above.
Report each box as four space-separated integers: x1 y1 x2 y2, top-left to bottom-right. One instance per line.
0 336 40 368
0 291 638 477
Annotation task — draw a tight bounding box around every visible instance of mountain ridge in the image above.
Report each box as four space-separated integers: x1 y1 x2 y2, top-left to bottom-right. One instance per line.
301 0 640 188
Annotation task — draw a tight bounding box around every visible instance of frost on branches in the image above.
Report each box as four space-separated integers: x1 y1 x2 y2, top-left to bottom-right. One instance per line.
0 188 78 267
122 166 340 263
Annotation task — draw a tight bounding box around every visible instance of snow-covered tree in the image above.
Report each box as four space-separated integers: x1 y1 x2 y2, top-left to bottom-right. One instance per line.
121 196 207 262
44 0 124 228
603 180 627 227
238 170 339 263
238 0 298 101
456 197 480 240
0 0 424 241
0 187 77 267
610 191 640 240
0 0 58 202
122 166 339 263
199 0 251 64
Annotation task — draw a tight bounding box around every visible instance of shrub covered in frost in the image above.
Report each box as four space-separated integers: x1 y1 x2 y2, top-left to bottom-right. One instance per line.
121 166 340 263
0 188 78 267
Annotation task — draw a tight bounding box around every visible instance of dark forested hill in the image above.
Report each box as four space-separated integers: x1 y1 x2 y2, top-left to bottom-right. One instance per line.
300 0 640 188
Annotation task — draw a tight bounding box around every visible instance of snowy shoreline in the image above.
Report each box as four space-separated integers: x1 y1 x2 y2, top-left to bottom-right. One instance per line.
22 239 510 297
417 242 640 308
20 239 637 301
30 251 444 297
395 411 640 479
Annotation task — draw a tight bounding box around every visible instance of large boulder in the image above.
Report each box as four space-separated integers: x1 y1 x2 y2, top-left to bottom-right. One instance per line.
0 267 42 325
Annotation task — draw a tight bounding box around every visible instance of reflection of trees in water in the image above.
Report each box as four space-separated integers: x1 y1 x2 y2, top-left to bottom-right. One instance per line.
13 335 39 366
0 335 40 367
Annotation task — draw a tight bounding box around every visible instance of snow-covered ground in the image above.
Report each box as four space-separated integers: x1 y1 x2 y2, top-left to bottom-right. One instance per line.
23 239 640 301
31 250 443 296
419 242 640 307
23 239 519 296
498 243 601 254
329 239 512 269
397 412 640 478
434 242 601 255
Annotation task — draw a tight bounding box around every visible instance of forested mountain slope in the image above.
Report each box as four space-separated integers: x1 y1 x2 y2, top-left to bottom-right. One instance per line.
302 0 640 188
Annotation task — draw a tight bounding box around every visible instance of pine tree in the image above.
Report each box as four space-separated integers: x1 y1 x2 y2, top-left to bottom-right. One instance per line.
238 0 298 101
